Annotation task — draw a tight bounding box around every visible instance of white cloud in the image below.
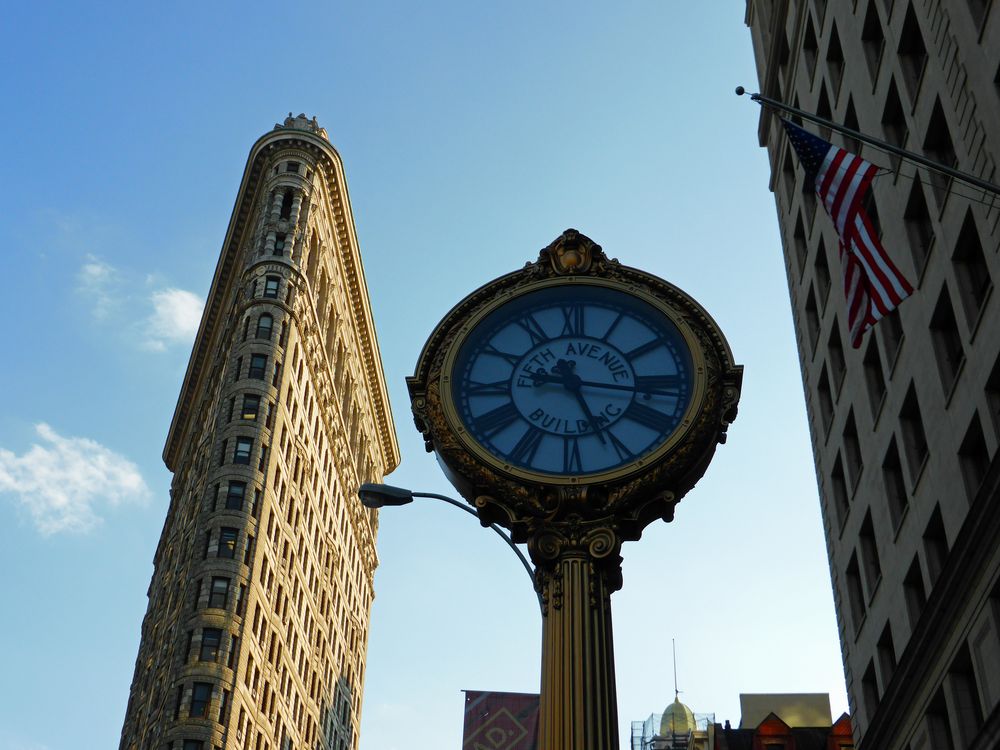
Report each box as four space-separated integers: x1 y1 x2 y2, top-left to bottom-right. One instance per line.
77 254 121 319
0 423 150 535
74 256 204 353
144 287 204 351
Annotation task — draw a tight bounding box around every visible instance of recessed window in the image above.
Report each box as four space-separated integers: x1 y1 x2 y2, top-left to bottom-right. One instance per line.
272 360 282 387
925 688 956 750
899 3 928 102
904 555 926 627
248 354 268 380
805 287 820 351
863 339 887 417
817 82 833 140
860 510 883 599
861 1 885 83
846 551 867 634
882 438 908 532
241 394 260 421
233 356 243 383
279 191 293 220
802 16 819 80
817 367 834 434
228 634 240 669
929 286 965 392
842 96 861 156
200 628 222 661
219 527 238 559
286 161 300 174
831 453 850 527
948 643 985 742
843 410 863 488
923 504 949 587
256 314 273 340
877 622 896 689
209 577 230 609
904 179 934 275
900 384 929 480
263 276 280 299
273 232 287 257
814 238 831 307
783 144 797 207
958 413 990 500
183 741 203 750
793 212 808 277
924 98 958 206
225 481 245 511
826 23 845 97
862 660 880 722
233 437 252 465
879 308 904 366
881 77 908 173
952 209 992 326
829 323 846 393
189 682 212 718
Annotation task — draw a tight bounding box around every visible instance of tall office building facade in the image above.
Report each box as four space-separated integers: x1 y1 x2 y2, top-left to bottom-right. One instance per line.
745 2 1000 748
119 115 399 750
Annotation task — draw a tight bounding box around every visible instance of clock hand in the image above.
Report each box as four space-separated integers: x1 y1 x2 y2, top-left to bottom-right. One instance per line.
551 360 607 445
531 371 675 396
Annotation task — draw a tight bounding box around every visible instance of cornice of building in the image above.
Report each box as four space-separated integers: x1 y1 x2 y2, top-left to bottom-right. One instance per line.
163 123 400 474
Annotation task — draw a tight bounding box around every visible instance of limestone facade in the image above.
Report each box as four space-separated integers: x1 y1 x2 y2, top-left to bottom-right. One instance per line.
746 2 1000 748
119 114 399 750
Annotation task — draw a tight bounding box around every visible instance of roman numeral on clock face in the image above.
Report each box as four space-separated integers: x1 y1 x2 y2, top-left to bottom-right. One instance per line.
510 426 544 464
625 337 665 360
515 314 549 345
624 401 675 432
483 344 521 366
607 430 634 462
635 374 683 395
563 437 583 473
560 304 585 336
467 379 512 396
472 402 521 437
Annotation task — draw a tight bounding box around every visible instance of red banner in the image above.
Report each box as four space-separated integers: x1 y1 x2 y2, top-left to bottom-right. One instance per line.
462 690 539 750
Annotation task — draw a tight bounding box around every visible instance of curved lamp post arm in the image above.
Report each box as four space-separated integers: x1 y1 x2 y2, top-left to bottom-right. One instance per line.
358 483 540 610
412 492 537 595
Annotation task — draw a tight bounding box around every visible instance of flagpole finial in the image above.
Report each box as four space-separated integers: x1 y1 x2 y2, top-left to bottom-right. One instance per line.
735 86 745 96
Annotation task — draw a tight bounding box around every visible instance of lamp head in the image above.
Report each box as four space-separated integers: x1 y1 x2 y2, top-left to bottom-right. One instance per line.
357 483 415 508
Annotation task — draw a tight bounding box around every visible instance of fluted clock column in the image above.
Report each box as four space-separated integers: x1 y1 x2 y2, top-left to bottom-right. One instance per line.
532 527 622 750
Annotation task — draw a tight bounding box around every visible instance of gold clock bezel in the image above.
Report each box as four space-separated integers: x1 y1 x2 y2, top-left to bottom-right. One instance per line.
437 275 708 487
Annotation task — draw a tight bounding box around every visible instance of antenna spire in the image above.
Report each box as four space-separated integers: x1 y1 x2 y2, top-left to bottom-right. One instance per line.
673 638 679 700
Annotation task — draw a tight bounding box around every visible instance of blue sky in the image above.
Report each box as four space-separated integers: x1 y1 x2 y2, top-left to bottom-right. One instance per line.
0 3 848 749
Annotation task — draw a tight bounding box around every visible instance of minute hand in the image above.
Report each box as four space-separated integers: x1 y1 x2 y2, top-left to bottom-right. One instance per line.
531 372 677 394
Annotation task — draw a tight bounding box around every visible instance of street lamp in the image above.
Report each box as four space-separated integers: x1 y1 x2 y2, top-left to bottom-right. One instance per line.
357 482 540 608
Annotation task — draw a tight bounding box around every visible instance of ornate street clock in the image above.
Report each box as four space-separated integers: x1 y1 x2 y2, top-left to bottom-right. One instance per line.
407 230 742 750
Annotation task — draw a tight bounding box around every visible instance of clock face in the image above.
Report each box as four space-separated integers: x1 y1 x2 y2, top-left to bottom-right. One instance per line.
449 283 696 479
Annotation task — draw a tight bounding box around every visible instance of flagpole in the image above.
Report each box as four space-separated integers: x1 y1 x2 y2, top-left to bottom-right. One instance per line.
735 86 1000 199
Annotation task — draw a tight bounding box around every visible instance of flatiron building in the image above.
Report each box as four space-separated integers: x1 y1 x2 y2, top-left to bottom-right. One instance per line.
119 114 399 750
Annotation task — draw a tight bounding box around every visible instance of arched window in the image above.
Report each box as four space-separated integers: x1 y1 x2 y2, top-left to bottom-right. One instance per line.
256 314 273 340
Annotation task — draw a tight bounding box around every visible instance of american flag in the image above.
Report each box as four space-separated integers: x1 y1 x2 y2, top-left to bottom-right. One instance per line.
781 119 913 348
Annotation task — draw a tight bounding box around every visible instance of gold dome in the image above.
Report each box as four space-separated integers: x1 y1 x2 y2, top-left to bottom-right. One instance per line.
660 697 696 736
